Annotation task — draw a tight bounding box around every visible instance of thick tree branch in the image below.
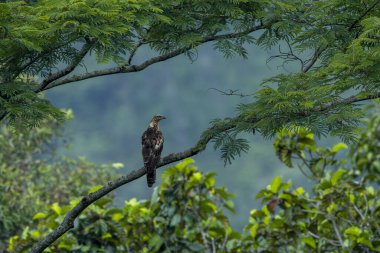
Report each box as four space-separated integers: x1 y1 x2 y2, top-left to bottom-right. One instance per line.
316 91 380 112
40 25 264 91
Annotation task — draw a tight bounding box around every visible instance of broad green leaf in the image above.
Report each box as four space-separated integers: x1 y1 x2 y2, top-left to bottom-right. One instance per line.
250 223 259 238
148 235 164 251
270 176 282 193
30 230 40 239
301 237 316 249
101 232 112 239
326 202 336 213
176 158 195 170
170 214 181 226
21 226 30 240
50 202 61 215
187 242 203 252
112 213 123 222
331 169 346 186
32 212 47 220
366 186 375 195
88 184 103 194
105 208 122 216
58 241 72 250
345 226 362 237
332 143 348 153
224 199 235 213
111 162 124 169
205 173 215 188
293 187 305 196
358 236 373 249
191 172 202 182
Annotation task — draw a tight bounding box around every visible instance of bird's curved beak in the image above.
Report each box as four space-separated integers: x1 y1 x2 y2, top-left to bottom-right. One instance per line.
160 116 166 120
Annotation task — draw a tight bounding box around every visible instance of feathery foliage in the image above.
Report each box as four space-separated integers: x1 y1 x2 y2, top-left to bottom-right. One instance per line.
1 0 380 171
200 0 380 162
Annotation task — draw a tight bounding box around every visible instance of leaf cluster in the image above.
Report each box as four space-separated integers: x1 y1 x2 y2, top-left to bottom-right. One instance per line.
0 0 261 126
205 0 380 162
0 115 120 250
6 115 380 252
245 115 380 252
9 159 238 253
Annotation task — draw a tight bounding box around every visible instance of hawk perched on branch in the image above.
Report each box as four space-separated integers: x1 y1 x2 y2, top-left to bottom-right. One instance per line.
141 115 165 187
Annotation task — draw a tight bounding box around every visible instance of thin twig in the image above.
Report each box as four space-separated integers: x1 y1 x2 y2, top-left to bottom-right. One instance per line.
302 46 327 72
353 203 365 221
221 232 229 251
330 219 345 249
127 40 145 65
211 238 216 253
208 88 254 97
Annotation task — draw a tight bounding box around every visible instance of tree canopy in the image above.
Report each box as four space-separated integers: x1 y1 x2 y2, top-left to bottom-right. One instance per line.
1 0 380 252
7 115 380 252
1 0 379 160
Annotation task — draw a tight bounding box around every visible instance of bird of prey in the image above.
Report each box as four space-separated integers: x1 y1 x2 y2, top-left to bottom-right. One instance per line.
141 115 165 187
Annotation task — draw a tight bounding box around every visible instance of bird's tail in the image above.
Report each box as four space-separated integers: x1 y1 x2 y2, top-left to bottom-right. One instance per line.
146 166 156 187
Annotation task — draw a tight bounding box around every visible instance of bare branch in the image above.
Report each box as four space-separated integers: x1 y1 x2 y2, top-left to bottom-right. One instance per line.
127 40 145 65
330 219 345 249
208 88 254 97
267 40 306 71
302 46 327 73
39 25 264 91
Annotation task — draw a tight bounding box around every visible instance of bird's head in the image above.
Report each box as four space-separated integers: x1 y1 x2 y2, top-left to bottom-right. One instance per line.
149 115 166 128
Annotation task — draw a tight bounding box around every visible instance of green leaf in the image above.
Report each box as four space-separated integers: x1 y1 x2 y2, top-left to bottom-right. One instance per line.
21 226 30 240
332 143 348 153
50 202 61 215
293 187 305 196
270 176 282 193
250 223 259 237
111 162 124 169
88 184 103 194
30 230 40 239
301 237 316 249
187 242 203 252
148 235 164 251
170 214 181 226
345 226 362 237
101 232 112 239
58 241 72 250
331 169 346 186
112 213 123 222
32 212 47 220
358 236 373 249
176 158 195 170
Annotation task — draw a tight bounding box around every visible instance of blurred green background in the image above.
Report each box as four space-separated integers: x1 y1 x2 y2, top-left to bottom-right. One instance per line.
46 44 310 229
